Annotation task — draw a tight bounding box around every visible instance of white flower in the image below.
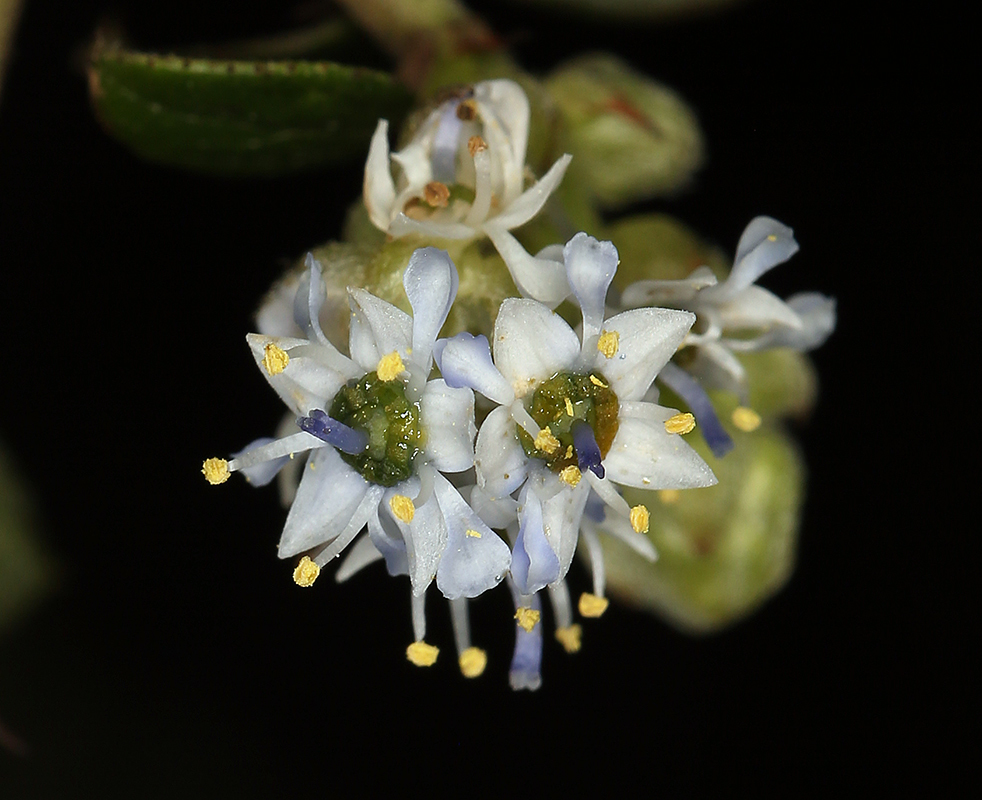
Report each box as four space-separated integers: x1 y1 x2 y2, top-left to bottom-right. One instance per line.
437 232 717 688
620 216 836 402
204 248 512 659
364 79 573 307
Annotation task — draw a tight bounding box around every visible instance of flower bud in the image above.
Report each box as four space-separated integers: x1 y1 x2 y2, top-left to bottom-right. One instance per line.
546 55 703 208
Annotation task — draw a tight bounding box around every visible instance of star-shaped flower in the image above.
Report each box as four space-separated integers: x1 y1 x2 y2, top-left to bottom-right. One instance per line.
437 232 717 687
363 79 573 307
204 248 512 661
620 216 836 455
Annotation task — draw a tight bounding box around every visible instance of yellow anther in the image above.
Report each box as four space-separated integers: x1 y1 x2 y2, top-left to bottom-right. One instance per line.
597 330 620 358
767 234 777 242
456 99 478 121
564 397 574 417
659 489 680 504
630 504 650 534
389 494 415 523
514 607 540 632
376 351 405 382
423 181 450 208
201 457 230 485
406 641 439 667
555 624 583 653
579 593 609 618
732 406 762 432
534 427 560 455
564 445 573 460
467 135 488 156
458 647 487 678
664 412 696 435
559 465 582 487
293 556 320 587
589 374 608 388
465 529 482 538
262 343 290 375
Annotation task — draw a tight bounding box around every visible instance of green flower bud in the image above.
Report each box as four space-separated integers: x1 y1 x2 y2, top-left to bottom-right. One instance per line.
546 55 704 208
599 425 805 633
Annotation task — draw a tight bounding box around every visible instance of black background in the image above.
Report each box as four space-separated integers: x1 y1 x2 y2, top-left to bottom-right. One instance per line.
0 0 973 795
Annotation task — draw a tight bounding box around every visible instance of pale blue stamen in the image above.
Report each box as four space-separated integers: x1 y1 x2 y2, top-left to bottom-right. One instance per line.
298 410 368 455
658 362 734 458
508 588 543 692
572 420 604 479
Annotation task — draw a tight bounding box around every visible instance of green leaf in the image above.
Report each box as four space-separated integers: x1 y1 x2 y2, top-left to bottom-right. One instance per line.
88 44 412 176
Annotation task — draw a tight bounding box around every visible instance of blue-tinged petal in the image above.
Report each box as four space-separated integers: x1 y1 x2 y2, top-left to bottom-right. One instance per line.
420 379 476 473
733 292 836 352
511 485 561 596
603 402 718 489
277 447 372 558
717 216 799 299
434 475 511 599
404 247 459 369
564 232 619 353
533 470 590 582
474 405 530 498
492 298 580 397
346 288 413 372
596 308 696 401
435 332 514 405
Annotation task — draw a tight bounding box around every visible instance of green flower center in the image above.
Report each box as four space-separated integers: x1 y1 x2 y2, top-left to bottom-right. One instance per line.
518 371 619 473
329 373 424 487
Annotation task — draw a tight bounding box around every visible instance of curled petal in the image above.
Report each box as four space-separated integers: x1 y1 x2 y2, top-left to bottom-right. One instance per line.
511 484 561 596
346 288 413 372
715 216 799 299
564 232 619 353
484 226 571 308
488 153 572 231
363 120 397 231
435 332 514 405
404 248 459 369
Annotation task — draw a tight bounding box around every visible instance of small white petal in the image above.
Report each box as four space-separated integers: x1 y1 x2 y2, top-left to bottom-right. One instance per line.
474 405 530 498
564 232 619 352
277 448 372 558
387 487 448 596
404 247 458 369
246 334 350 416
363 120 398 231
484 226 570 308
595 308 695 401
603 406 718 490
716 216 799 299
715 285 803 332
487 153 572 231
492 298 580 396
619 266 718 308
420 379 477 473
530 470 590 582
346 288 413 372
434 475 511 599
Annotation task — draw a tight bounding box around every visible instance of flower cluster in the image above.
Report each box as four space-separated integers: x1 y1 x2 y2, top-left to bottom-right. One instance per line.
203 79 834 689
